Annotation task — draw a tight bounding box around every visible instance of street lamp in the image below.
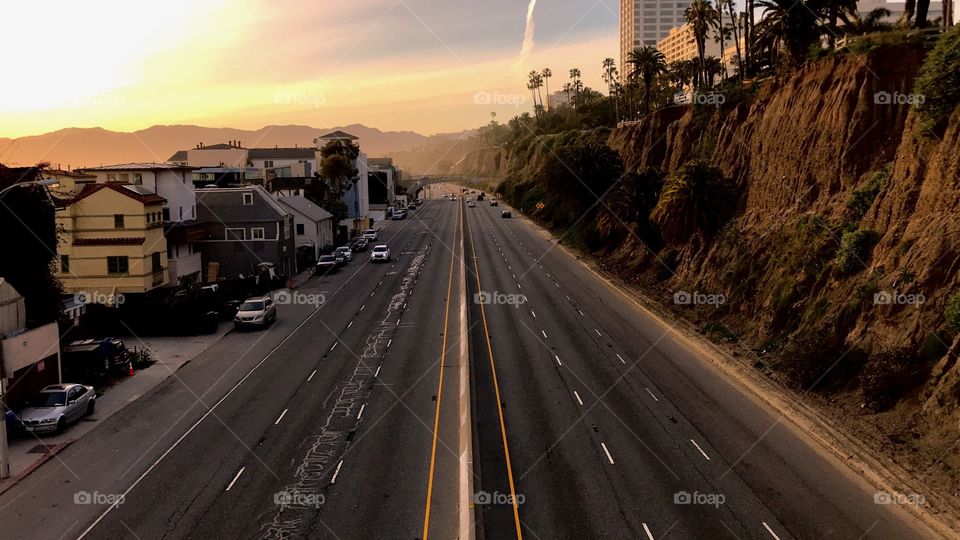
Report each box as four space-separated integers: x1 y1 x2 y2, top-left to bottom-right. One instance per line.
0 178 59 199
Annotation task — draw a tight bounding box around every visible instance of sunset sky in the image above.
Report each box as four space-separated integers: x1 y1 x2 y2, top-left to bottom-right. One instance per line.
0 0 618 138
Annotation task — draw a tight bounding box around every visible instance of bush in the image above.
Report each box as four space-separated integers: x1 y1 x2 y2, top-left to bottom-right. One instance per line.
835 228 879 275
859 348 929 412
776 331 865 391
914 25 960 132
946 291 960 331
650 160 737 244
846 164 890 220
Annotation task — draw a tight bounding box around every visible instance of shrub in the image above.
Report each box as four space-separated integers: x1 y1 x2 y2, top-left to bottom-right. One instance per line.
650 159 737 244
776 331 865 391
946 291 960 331
859 348 929 412
846 164 890 220
914 25 960 132
835 228 879 275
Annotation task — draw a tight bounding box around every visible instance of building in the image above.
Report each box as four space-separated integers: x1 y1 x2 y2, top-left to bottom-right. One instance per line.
855 0 943 24
548 90 573 109
79 163 204 285
367 157 398 222
194 185 296 280
620 0 688 76
56 182 169 302
317 131 370 236
0 279 61 413
277 196 334 265
168 141 248 168
657 23 723 65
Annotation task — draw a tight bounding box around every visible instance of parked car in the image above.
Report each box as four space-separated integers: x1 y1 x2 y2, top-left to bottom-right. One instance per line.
501 210 512 218
490 198 498 206
63 338 132 383
370 244 391 262
16 384 96 434
233 296 277 329
407 204 416 211
333 252 346 266
363 228 379 241
335 246 353 262
392 210 406 220
316 255 339 275
352 238 369 252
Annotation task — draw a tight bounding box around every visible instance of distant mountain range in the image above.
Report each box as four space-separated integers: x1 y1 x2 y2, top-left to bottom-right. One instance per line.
0 124 469 171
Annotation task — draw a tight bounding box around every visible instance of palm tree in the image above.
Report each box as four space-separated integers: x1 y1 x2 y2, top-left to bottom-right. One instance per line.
754 0 821 66
627 46 668 114
719 0 744 79
650 159 735 244
810 0 856 47
713 21 732 80
598 168 665 240
602 58 621 121
685 0 719 88
569 68 583 109
526 71 541 119
541 68 553 110
703 56 724 86
841 6 892 34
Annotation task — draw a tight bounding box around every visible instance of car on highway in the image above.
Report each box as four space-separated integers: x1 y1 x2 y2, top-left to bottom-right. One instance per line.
335 246 353 262
392 210 406 220
370 244 391 262
501 210 512 218
490 198 498 206
16 383 96 434
233 296 277 329
316 254 339 275
351 237 368 252
467 199 476 207
363 228 379 241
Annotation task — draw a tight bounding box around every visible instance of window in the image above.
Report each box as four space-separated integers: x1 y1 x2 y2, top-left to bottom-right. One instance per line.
107 256 129 274
242 192 254 205
296 223 305 235
120 173 130 183
106 173 117 182
251 227 265 240
162 208 170 221
225 228 246 241
264 160 274 168
60 255 69 273
151 252 161 272
132 173 142 185
114 214 125 228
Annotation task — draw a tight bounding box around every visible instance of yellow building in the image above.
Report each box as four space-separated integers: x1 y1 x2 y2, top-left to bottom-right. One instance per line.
56 183 168 303
657 23 722 65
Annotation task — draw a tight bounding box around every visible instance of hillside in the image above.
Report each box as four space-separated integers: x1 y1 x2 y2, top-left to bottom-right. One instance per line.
0 124 465 169
484 33 960 517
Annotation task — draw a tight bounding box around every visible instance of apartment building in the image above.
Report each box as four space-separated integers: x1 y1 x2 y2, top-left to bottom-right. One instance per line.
620 0 688 76
657 23 722 65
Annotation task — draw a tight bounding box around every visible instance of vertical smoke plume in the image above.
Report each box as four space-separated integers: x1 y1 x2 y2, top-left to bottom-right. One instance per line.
513 0 538 69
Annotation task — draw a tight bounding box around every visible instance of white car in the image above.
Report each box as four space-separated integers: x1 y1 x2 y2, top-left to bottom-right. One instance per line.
335 246 353 262
363 228 379 241
370 245 391 262
467 199 476 207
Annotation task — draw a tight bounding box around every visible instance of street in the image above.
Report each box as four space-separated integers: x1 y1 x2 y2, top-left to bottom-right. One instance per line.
0 189 935 539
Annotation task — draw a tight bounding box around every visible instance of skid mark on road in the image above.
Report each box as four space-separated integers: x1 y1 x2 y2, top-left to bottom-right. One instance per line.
260 246 429 539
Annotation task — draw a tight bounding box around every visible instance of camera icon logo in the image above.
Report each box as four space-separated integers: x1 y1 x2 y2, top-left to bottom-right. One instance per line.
874 491 893 504
74 491 92 505
874 91 891 105
673 291 692 305
273 289 292 305
474 91 492 105
873 291 892 305
674 491 692 504
474 491 492 505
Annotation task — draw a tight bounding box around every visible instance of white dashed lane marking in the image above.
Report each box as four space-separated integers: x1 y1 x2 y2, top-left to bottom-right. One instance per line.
274 409 288 425
307 370 317 381
645 387 659 402
690 439 711 460
573 391 583 406
225 467 245 492
601 443 615 464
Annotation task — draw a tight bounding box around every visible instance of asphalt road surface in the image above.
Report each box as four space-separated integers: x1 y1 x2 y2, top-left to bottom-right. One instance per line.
0 187 939 540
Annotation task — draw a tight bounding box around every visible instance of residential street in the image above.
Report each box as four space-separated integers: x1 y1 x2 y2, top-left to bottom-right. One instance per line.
0 191 937 539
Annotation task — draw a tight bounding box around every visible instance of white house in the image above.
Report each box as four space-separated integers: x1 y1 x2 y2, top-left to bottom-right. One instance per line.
79 163 204 284
276 196 335 261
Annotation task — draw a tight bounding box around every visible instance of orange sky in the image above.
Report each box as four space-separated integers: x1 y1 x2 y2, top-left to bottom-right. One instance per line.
0 0 618 138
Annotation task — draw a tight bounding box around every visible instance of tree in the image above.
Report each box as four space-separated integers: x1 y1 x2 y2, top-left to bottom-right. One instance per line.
311 139 359 219
703 56 724 86
627 46 668 114
720 0 744 79
685 0 720 87
650 159 737 244
602 58 621 121
712 19 732 80
598 167 665 244
541 68 553 110
754 0 821 66
569 68 583 109
841 6 892 34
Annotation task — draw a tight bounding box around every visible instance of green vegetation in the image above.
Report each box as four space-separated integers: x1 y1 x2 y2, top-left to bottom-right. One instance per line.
846 164 890 220
859 348 929 411
835 228 880 275
945 291 960 331
914 25 960 132
650 160 736 244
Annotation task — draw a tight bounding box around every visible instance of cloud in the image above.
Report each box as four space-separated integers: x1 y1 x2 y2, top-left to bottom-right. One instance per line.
513 0 539 70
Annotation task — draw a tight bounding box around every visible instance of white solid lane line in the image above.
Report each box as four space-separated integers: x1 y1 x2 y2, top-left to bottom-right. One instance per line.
762 522 782 540
690 439 711 460
331 460 344 484
645 387 659 402
642 522 655 540
307 369 317 381
225 467 245 492
616 353 625 364
601 443 615 464
573 391 583 406
357 403 366 420
274 409 288 425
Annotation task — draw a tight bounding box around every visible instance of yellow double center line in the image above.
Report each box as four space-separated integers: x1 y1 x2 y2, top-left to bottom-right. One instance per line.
422 194 462 539
466 198 524 539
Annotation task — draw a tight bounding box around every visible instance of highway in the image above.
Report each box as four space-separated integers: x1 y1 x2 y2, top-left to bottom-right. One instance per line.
0 187 938 539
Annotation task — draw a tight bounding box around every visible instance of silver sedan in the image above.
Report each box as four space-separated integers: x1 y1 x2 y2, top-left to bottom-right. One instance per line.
16 383 96 434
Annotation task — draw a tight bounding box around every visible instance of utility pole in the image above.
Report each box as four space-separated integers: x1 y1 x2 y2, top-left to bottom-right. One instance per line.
0 378 10 479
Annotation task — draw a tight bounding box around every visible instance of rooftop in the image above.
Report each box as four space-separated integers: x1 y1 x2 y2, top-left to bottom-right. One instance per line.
82 162 196 171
